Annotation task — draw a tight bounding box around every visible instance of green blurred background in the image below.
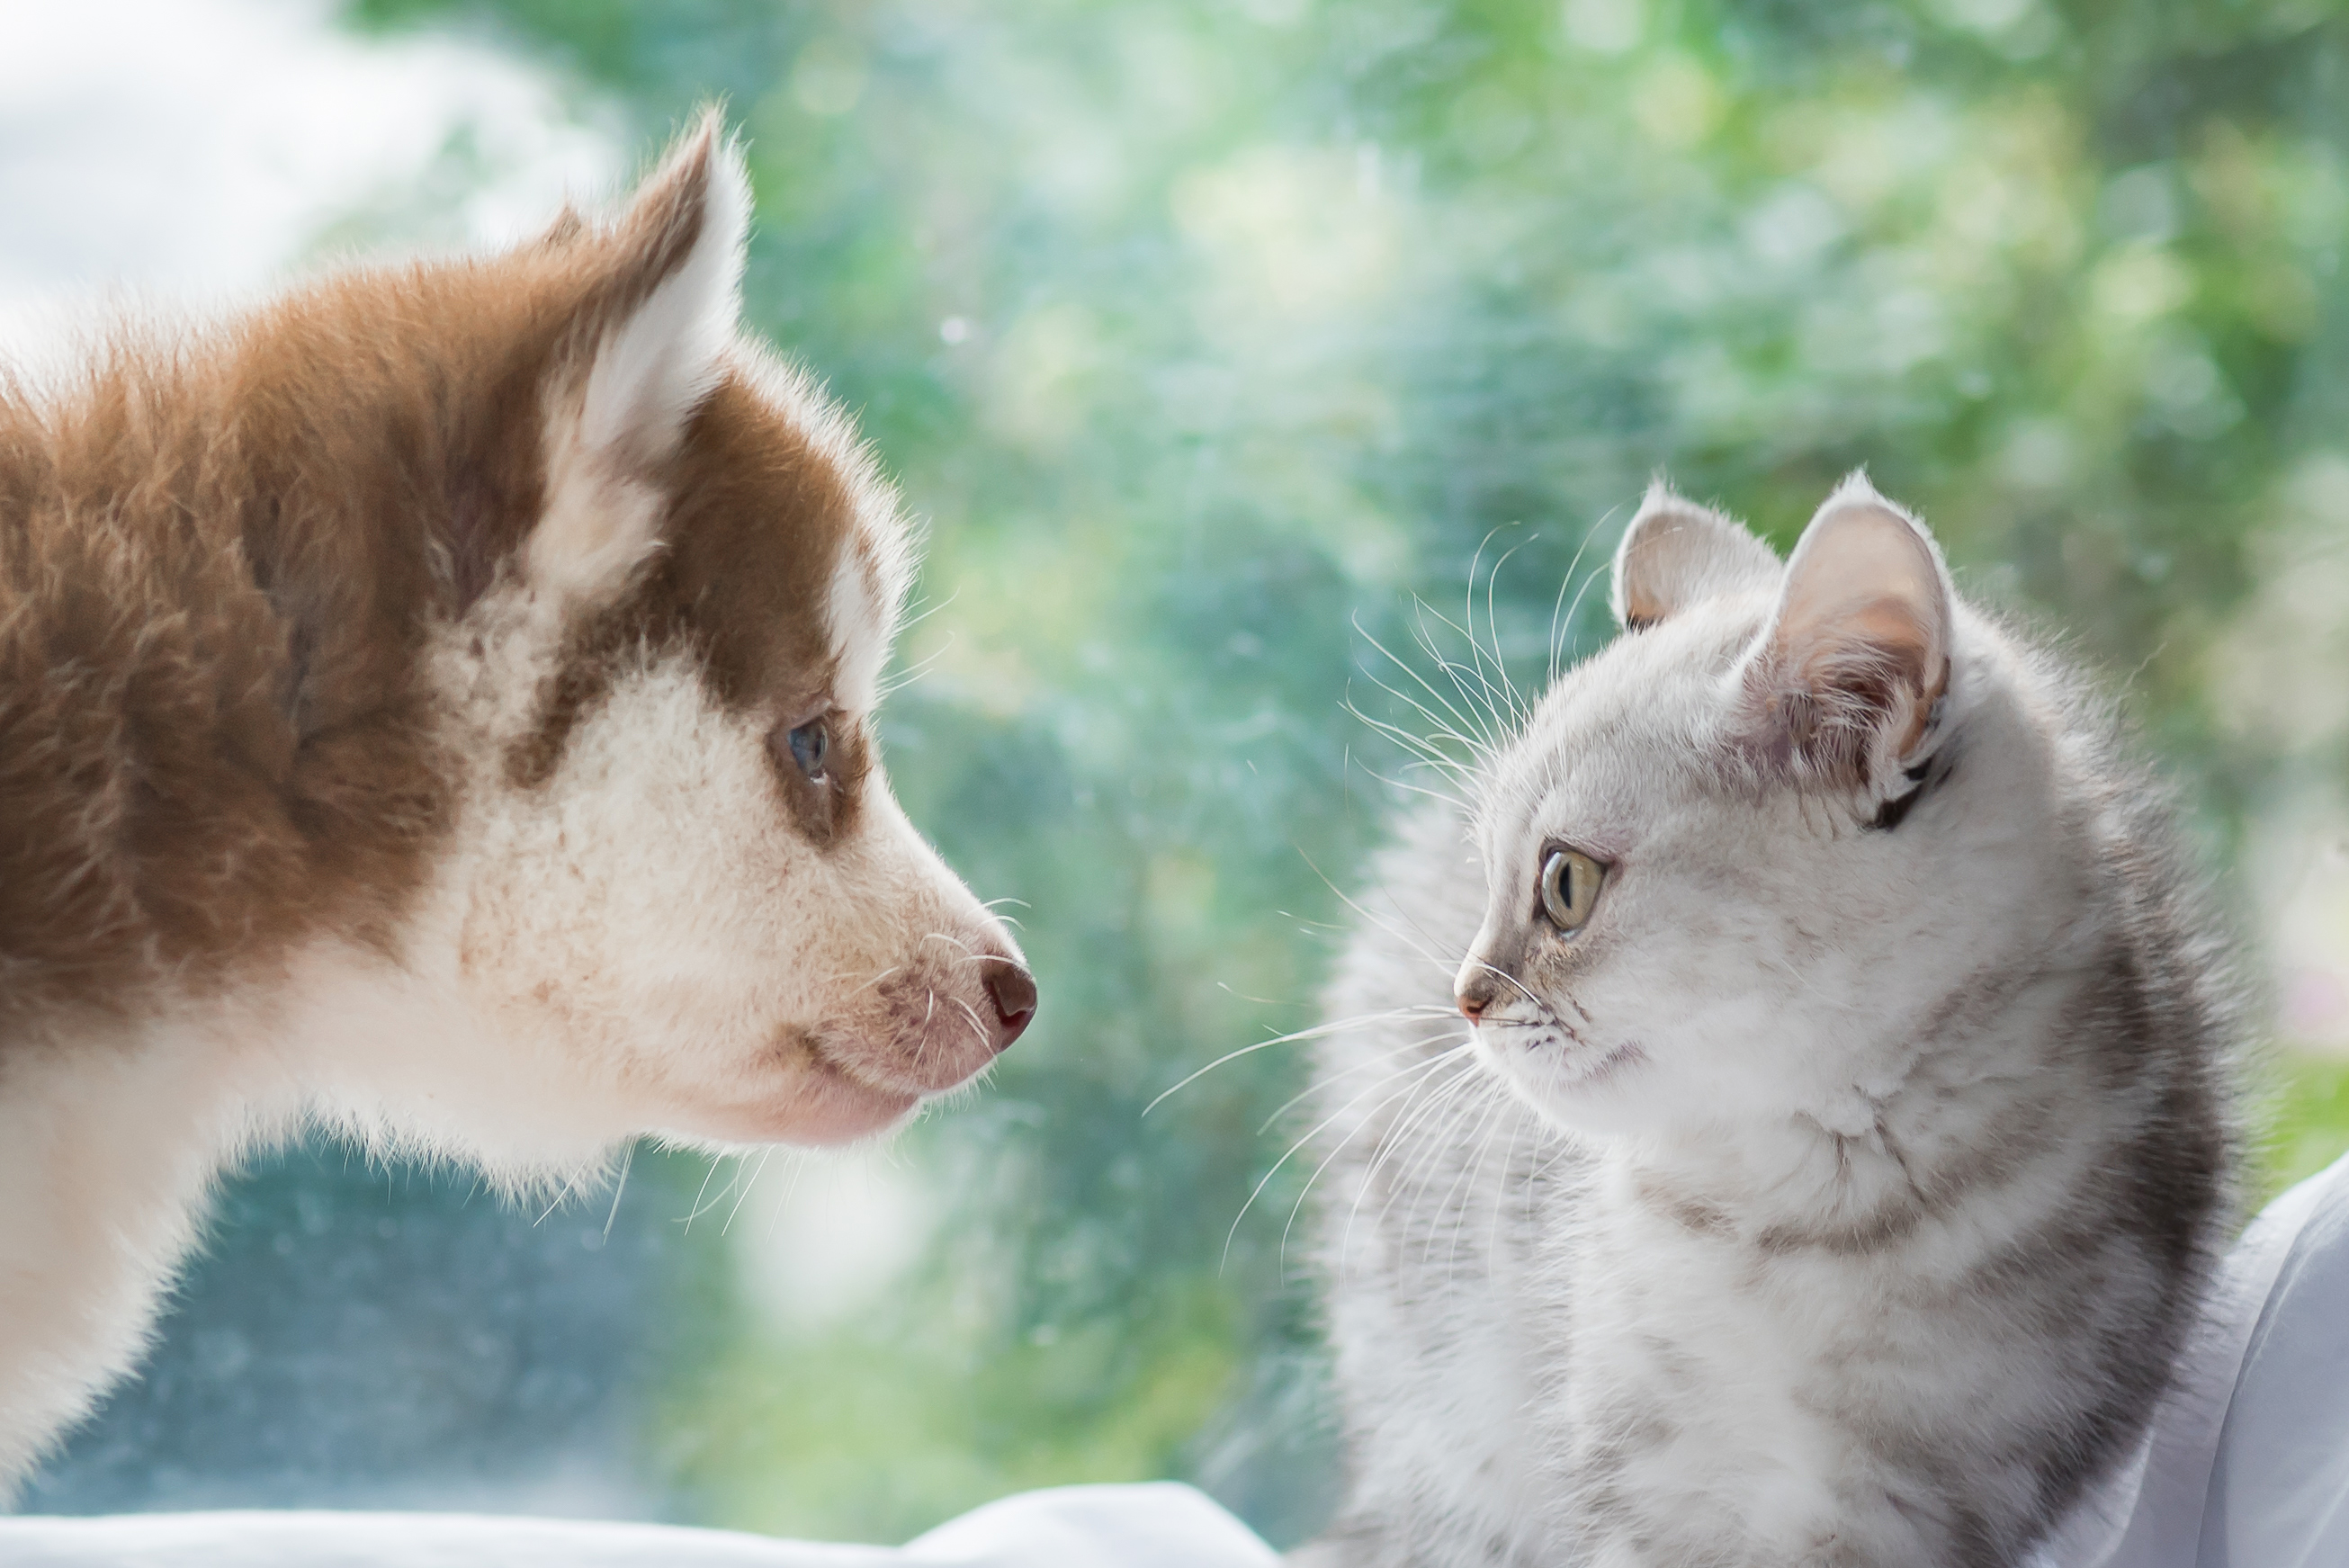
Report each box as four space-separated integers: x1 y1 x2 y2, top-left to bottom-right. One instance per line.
27 0 2349 1549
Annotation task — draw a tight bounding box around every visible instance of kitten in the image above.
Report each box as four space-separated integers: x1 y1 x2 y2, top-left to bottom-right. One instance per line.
1301 479 2236 1566
0 118 1033 1491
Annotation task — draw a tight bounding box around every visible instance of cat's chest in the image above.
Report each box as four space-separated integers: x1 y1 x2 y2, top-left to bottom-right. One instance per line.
1520 1163 1896 1540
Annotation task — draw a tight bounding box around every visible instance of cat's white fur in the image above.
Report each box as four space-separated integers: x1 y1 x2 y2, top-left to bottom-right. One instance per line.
1305 479 2231 1565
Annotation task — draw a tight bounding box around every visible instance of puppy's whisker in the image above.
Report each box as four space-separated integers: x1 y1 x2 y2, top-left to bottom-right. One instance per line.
720 1148 771 1237
846 965 901 998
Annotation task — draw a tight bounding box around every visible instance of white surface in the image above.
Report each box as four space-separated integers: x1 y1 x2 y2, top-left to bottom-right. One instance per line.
0 1483 1278 1567
2184 1155 2349 1566
2040 1150 2349 1568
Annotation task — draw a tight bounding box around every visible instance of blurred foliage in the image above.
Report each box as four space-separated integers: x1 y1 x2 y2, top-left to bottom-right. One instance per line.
32 1145 740 1516
330 0 2349 1547
2256 1052 2349 1206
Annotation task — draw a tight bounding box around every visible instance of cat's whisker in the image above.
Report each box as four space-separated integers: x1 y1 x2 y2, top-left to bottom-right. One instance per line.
1293 849 1472 984
1409 593 1521 746
1484 1099 1535 1272
1419 639 1510 758
1354 614 1502 763
1464 957 1542 1009
1426 1090 1511 1278
1146 1007 1441 1118
1238 1044 1475 1274
1400 1061 1512 1258
1555 523 1617 648
1281 1047 1480 1274
1443 1093 1534 1286
1349 663 1490 780
1263 1023 1464 1133
1343 693 1480 784
1387 1082 1507 1277
1474 533 1533 726
1451 527 1526 732
1331 1044 1483 1270
1358 1049 1494 1248
1347 744 1477 816
1547 505 1617 685
1355 760 1473 815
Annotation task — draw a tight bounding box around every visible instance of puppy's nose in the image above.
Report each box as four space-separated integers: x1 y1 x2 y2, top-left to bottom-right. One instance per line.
983 963 1037 1053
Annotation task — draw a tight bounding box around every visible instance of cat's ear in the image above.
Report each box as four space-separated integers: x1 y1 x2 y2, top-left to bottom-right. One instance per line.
524 112 749 603
1744 474 1952 800
1610 482 1780 631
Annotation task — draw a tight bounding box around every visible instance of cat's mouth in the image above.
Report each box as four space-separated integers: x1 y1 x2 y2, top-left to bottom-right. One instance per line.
1475 1014 1642 1090
1559 1041 1642 1086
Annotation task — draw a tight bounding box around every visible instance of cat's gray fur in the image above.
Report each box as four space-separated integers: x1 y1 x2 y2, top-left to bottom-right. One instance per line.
1299 479 2237 1567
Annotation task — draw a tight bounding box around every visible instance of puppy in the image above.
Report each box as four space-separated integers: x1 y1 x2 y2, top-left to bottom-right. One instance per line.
0 114 1034 1491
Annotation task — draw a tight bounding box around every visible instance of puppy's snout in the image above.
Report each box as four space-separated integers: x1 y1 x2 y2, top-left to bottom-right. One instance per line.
982 962 1037 1053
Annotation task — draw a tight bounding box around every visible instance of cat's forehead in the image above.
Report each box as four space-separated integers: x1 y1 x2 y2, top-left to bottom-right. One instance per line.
1478 597 1767 843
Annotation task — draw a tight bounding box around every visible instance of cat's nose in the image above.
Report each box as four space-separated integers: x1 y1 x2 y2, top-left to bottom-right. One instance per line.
983 963 1037 1053
1453 945 1502 1023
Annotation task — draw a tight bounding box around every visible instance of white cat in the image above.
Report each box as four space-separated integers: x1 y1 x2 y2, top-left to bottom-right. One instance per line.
1302 479 2236 1566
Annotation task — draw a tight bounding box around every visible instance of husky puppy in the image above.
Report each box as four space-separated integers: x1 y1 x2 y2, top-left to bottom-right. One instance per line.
1304 482 2234 1565
0 117 1036 1492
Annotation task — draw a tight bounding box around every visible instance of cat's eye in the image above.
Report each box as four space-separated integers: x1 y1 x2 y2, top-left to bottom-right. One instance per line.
777 717 829 782
1538 847 1605 933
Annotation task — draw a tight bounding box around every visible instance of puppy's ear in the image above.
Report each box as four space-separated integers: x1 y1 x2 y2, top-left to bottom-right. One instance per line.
1610 481 1780 631
1741 473 1952 802
524 112 749 602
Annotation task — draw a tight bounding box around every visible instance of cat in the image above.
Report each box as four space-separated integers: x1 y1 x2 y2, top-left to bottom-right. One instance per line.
0 116 1034 1492
1299 478 2236 1566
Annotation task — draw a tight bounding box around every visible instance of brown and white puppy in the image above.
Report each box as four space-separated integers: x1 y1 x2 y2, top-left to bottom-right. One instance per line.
0 116 1034 1492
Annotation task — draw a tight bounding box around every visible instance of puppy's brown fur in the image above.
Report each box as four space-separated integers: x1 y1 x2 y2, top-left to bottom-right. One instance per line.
0 116 1030 1490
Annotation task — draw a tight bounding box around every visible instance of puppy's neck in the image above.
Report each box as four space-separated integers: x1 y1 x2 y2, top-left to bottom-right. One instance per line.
0 1012 293 1493
0 928 625 1497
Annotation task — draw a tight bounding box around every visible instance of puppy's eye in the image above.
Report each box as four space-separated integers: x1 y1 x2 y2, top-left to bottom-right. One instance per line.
1538 847 1605 933
779 718 829 781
